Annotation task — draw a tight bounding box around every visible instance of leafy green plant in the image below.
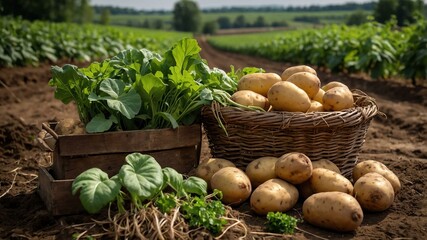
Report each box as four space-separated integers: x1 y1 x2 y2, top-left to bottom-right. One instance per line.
72 153 208 213
71 153 234 236
181 190 228 235
209 19 426 83
49 38 243 133
0 17 190 67
266 212 300 234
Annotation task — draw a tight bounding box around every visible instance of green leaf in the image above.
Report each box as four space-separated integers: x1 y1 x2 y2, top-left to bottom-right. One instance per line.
50 64 89 104
85 113 114 133
71 168 121 214
118 153 163 200
162 167 184 196
183 176 208 196
266 212 300 234
172 38 201 70
156 112 179 129
92 79 141 119
134 73 166 105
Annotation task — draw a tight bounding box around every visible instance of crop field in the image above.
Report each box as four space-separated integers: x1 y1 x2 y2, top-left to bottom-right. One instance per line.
103 10 363 29
0 16 426 240
208 20 427 84
0 18 190 67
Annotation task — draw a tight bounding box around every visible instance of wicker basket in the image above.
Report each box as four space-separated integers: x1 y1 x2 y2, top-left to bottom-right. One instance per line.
201 90 379 178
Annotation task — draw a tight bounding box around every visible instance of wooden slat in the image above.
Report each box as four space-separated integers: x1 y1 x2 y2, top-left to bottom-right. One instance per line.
38 168 84 216
55 124 201 156
54 146 199 179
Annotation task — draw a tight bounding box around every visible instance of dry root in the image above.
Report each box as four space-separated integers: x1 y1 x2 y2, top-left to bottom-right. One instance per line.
73 202 248 240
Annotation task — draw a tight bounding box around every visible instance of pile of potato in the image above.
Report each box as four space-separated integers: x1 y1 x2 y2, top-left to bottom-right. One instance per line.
195 154 401 232
232 65 354 112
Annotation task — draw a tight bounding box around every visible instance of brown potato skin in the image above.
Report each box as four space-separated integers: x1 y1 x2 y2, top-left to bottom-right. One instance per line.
313 89 325 103
245 156 278 187
322 81 350 91
307 100 324 112
353 160 401 194
210 167 252 205
310 168 353 195
286 72 321 99
311 159 341 174
275 152 313 185
231 90 270 111
238 72 282 96
250 178 299 215
281 65 317 81
55 118 86 135
303 192 364 232
322 86 354 111
195 158 236 186
353 172 395 212
267 81 311 112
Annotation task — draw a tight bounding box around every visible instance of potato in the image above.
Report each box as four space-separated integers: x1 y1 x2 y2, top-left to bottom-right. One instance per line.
195 158 236 186
310 168 353 195
322 86 354 111
353 172 395 212
275 152 313 185
311 159 341 174
250 178 299 215
281 65 317 81
238 72 282 96
353 160 401 194
267 81 311 112
322 81 350 91
313 89 325 103
286 72 321 99
297 180 315 200
245 156 278 187
231 90 270 111
303 192 364 232
307 100 324 112
210 167 252 205
55 118 85 135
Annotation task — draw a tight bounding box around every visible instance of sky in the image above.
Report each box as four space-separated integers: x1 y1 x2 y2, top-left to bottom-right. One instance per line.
90 0 376 11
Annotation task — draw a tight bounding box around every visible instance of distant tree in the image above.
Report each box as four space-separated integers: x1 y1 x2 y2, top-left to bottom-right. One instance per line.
253 16 267 27
76 0 93 24
233 15 246 28
374 0 398 23
396 0 424 26
172 0 201 32
346 10 368 25
271 20 289 27
217 16 231 29
142 19 150 28
153 19 164 29
374 0 424 25
100 8 111 25
0 0 84 22
202 21 219 34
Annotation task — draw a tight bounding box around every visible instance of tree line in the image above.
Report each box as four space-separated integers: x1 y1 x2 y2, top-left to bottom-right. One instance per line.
0 0 425 32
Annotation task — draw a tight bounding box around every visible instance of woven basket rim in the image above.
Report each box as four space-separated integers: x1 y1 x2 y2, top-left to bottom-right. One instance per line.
202 89 379 129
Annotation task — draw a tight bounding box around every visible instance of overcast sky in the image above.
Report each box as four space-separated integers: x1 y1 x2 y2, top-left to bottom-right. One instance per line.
90 0 377 10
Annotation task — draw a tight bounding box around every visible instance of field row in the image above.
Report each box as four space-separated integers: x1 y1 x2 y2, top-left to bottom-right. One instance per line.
0 17 190 67
209 20 427 84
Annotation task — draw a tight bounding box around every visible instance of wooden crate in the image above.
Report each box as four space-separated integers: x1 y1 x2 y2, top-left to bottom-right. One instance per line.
42 123 202 179
38 123 202 215
38 167 83 215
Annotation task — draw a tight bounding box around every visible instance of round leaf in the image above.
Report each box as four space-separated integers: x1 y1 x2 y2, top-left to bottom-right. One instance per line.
71 168 121 214
119 153 163 200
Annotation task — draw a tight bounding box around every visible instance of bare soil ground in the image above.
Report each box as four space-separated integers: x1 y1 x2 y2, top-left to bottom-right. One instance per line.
0 38 426 239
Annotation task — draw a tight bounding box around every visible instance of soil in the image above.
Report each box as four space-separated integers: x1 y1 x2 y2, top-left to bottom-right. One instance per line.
0 37 426 239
